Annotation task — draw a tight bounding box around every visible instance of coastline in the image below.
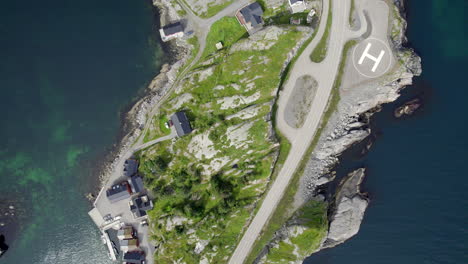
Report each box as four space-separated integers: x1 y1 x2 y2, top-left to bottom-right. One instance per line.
91 0 192 195
89 0 421 263
255 0 422 262
305 0 421 253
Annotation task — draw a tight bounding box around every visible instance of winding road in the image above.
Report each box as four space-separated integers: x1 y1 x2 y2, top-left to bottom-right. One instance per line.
228 0 369 263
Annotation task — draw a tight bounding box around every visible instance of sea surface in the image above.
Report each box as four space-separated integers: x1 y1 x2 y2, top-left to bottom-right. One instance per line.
305 0 468 263
0 0 164 263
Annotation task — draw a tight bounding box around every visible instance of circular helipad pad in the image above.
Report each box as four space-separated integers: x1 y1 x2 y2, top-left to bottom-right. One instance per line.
352 37 393 78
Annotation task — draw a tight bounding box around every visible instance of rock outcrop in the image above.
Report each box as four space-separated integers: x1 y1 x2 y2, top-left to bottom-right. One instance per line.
260 0 422 261
394 98 421 118
324 168 368 247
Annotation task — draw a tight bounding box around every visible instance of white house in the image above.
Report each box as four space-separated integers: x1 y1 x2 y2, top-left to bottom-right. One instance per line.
289 0 307 14
159 22 184 42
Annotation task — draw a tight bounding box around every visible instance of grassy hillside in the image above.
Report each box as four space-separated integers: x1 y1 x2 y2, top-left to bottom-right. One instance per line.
138 19 307 263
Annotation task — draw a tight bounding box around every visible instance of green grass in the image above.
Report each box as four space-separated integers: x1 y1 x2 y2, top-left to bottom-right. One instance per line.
245 39 358 263
142 115 171 143
257 0 288 18
177 36 200 76
200 0 233 18
349 0 356 27
201 17 247 59
264 201 328 263
178 0 233 18
268 12 310 25
140 25 307 263
310 0 332 62
290 201 328 254
267 241 297 262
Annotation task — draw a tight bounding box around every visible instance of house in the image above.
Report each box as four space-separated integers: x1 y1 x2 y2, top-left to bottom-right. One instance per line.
123 251 145 264
159 22 184 42
129 175 144 194
289 0 307 14
124 158 139 177
236 2 264 35
106 181 132 203
120 238 139 252
129 195 153 219
117 226 134 240
171 111 192 137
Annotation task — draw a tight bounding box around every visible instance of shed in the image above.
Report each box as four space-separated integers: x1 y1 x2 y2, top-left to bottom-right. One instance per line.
120 238 139 252
159 22 184 42
171 111 192 137
117 226 134 240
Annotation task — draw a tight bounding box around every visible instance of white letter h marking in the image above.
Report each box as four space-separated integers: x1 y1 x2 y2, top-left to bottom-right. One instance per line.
358 43 385 72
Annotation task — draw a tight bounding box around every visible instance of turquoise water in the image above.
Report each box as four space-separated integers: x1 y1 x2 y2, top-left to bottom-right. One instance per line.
305 0 468 263
0 0 164 263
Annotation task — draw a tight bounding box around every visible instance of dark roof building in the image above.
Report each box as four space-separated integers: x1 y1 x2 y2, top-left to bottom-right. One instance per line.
123 251 145 264
159 22 184 42
237 2 264 34
124 159 139 177
129 195 153 219
106 181 131 203
129 175 144 194
171 111 192 137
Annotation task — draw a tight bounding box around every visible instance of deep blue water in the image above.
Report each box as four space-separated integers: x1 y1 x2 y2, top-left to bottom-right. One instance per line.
0 0 163 263
305 0 468 263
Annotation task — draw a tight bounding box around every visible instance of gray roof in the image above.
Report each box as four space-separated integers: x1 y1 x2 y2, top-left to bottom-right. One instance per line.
106 182 131 203
124 159 138 177
123 251 145 264
162 22 183 36
130 195 153 218
130 175 144 194
171 111 192 137
240 2 264 28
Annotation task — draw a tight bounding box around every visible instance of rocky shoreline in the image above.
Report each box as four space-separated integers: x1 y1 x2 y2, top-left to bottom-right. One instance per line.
92 0 194 191
258 0 422 262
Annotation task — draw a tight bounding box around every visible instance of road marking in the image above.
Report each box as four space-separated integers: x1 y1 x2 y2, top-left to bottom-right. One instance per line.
358 42 385 72
352 37 393 78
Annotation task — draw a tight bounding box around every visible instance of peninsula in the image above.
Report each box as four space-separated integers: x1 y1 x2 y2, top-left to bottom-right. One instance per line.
88 0 421 263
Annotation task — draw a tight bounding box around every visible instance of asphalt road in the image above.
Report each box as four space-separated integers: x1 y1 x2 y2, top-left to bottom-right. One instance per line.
228 0 370 262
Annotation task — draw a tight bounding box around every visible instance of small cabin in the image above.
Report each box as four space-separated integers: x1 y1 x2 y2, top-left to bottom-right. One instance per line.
120 238 139 252
117 226 134 240
171 111 193 137
159 22 184 42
